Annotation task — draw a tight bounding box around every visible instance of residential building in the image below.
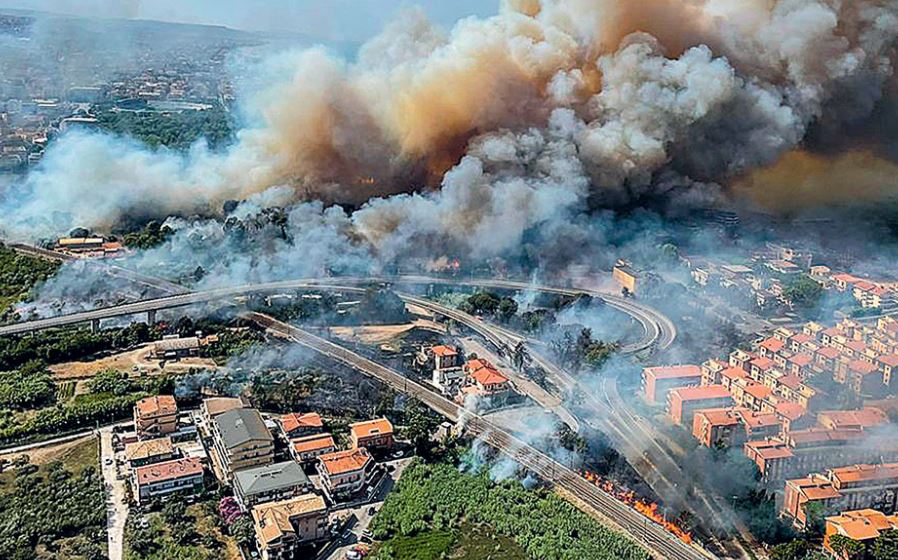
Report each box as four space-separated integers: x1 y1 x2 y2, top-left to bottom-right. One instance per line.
201 396 248 424
151 336 200 360
693 408 743 448
668 385 734 426
816 408 888 431
280 412 324 440
132 457 205 505
124 437 177 468
252 494 329 560
133 395 178 440
642 365 703 405
289 434 337 464
316 448 376 501
349 418 394 451
429 345 464 393
233 461 312 509
782 463 898 529
824 509 898 558
211 408 275 477
459 359 513 401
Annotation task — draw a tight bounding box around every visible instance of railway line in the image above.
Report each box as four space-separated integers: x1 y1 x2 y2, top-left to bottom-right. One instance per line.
248 311 710 560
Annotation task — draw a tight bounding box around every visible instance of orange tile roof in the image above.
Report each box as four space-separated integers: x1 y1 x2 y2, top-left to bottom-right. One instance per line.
777 374 804 390
464 358 492 372
791 333 813 344
849 359 879 375
879 355 898 367
760 337 785 353
745 383 773 399
803 486 842 500
281 412 323 433
135 395 177 418
738 410 780 429
470 366 509 386
721 367 748 380
644 365 702 380
823 327 843 337
817 408 887 430
695 407 742 427
775 402 807 420
350 418 394 440
751 356 775 371
789 353 813 367
787 428 866 447
832 463 898 484
833 273 862 283
318 448 371 476
817 347 841 359
431 345 458 357
846 340 867 353
135 457 203 486
670 385 732 401
291 433 336 454
253 494 328 545
827 510 898 542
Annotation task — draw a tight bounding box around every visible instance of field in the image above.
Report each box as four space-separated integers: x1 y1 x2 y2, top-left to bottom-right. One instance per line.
0 436 98 493
375 524 529 560
124 499 241 560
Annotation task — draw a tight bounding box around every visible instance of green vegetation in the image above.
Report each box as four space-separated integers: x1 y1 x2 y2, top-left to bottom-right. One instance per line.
373 524 529 560
0 360 56 409
125 499 238 560
0 440 107 560
0 323 153 372
0 243 60 321
768 539 827 560
122 221 174 250
550 327 617 372
201 329 265 364
783 275 824 311
370 461 649 560
95 107 233 151
458 291 519 323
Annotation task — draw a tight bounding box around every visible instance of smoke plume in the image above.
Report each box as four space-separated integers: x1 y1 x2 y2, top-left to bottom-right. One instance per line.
2 0 897 262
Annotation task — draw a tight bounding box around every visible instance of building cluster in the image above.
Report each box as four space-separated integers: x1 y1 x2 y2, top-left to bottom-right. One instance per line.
0 12 239 172
643 316 898 535
684 242 898 314
421 345 515 405
119 393 403 559
54 237 125 259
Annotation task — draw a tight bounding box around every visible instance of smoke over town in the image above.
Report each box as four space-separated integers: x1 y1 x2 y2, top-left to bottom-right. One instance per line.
2 0 897 262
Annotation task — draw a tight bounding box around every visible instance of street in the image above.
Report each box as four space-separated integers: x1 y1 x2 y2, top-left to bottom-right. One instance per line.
100 427 128 560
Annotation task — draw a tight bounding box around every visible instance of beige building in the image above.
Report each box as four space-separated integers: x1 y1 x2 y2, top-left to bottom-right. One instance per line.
124 437 177 468
211 408 274 478
317 448 376 501
133 395 178 440
252 494 329 560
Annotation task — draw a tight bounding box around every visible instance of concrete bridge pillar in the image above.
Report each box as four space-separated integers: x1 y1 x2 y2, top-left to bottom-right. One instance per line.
90 319 101 333
147 310 156 325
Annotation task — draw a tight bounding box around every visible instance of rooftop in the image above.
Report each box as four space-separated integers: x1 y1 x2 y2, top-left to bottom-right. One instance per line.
214 408 273 449
644 365 702 380
759 338 785 353
831 462 898 485
695 407 743 427
233 461 310 498
135 395 177 418
349 418 394 440
318 448 371 476
252 494 328 545
670 385 732 402
431 345 458 357
135 457 203 486
817 408 888 431
203 397 247 418
291 434 336 454
470 366 510 386
281 412 323 434
827 509 898 542
124 437 174 462
750 356 775 371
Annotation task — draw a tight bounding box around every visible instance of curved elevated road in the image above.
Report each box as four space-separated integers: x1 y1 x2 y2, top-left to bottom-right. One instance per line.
249 312 709 560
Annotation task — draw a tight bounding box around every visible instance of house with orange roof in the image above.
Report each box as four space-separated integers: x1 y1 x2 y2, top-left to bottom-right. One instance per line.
749 356 776 380
132 457 205 505
817 408 888 432
668 385 734 426
692 408 745 448
782 463 898 528
824 509 898 558
642 365 702 405
133 395 178 440
700 359 727 386
252 494 329 560
789 333 814 353
349 418 394 451
729 349 754 372
758 337 785 358
316 448 377 501
430 347 463 394
280 412 324 440
786 353 814 377
289 434 337 464
459 360 513 402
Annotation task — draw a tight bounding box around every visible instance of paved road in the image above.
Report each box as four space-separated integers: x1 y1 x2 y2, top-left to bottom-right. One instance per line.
249 311 712 560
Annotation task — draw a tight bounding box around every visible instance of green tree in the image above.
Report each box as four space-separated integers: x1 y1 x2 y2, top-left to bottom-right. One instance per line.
829 534 865 559
402 398 439 456
784 275 824 310
873 529 898 560
231 516 255 547
769 539 808 560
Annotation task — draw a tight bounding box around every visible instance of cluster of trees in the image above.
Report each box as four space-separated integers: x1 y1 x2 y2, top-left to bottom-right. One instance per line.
825 530 898 560
201 329 265 364
0 323 153 371
122 221 174 250
458 291 519 323
95 107 233 151
550 327 617 372
126 500 227 560
249 293 339 323
0 360 56 409
0 243 60 320
0 460 107 560
371 461 649 560
783 275 824 312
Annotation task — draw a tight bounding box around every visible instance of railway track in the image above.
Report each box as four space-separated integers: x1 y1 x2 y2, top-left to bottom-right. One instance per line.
249 312 710 560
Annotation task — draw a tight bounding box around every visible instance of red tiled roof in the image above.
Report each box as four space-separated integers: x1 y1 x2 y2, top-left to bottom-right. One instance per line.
789 353 813 367
775 402 807 421
135 395 177 418
751 356 775 371
721 367 748 380
817 347 841 359
695 407 742 427
745 384 773 400
431 345 458 357
880 355 898 367
760 338 785 353
281 412 323 433
791 333 813 344
470 366 509 386
350 418 394 440
846 340 867 353
318 448 371 475
135 457 203 486
291 434 336 454
670 385 732 401
832 463 898 484
849 360 879 375
777 374 804 390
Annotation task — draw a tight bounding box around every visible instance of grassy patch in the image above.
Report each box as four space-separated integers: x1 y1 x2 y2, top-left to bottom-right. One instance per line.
125 499 239 560
0 437 98 494
375 529 456 559
451 524 530 560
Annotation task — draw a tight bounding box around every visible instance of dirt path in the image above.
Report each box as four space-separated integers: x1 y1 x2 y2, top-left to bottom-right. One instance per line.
50 343 218 381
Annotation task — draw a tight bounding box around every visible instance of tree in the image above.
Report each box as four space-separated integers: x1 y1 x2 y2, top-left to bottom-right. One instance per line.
829 535 865 559
496 298 519 323
784 275 823 311
402 398 439 456
802 502 826 538
873 529 898 560
231 516 255 547
769 540 808 560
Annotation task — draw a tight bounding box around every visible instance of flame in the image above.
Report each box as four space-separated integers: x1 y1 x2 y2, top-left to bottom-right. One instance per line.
582 470 693 544
357 176 377 186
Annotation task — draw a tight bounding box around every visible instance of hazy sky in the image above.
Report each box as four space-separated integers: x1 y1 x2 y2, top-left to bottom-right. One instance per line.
0 0 500 41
